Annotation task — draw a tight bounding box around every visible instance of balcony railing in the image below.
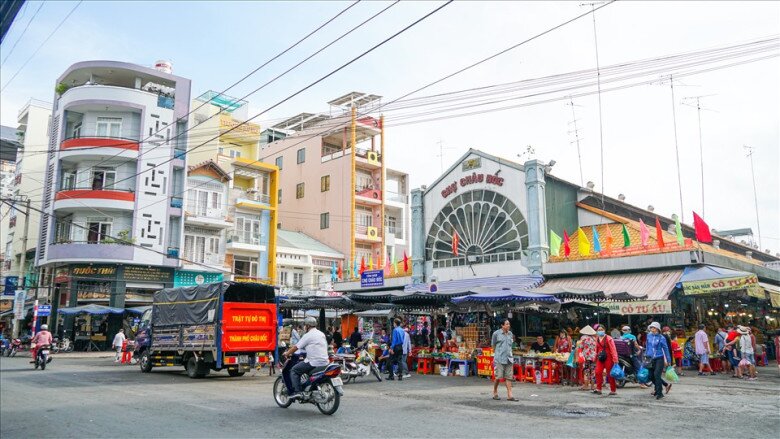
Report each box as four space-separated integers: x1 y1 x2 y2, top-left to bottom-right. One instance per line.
228 233 262 246
54 187 136 203
233 188 270 204
170 197 183 208
184 205 226 220
386 192 408 203
61 136 141 151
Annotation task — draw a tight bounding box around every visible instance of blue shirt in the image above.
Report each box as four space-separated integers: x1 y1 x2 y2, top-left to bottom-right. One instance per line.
402 331 411 355
645 333 671 362
621 333 637 342
391 326 405 348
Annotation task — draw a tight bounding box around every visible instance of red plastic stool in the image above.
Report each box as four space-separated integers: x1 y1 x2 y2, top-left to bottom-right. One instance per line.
524 363 536 383
417 357 433 374
541 359 560 384
709 357 722 372
513 363 524 381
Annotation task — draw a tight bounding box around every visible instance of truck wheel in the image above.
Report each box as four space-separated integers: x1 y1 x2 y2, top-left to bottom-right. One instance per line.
186 357 203 378
139 351 153 373
227 369 245 377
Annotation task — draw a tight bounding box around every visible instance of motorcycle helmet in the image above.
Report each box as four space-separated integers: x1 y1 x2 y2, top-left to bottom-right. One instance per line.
40 324 48 330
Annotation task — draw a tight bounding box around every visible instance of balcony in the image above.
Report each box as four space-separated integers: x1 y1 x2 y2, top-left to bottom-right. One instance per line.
60 137 140 161
183 253 225 268
47 241 135 263
386 192 408 205
53 188 135 211
226 233 266 252
355 148 382 170
233 188 272 211
170 197 183 208
355 225 382 243
355 188 382 205
184 207 233 229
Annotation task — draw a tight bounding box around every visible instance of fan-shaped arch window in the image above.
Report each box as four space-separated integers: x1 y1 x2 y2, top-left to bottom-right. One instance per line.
425 190 528 268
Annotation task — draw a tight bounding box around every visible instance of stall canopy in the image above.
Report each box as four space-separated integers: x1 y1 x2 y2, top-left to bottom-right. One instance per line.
126 306 151 315
529 285 605 301
403 275 544 295
57 304 125 315
676 265 763 298
452 288 559 305
541 270 682 301
760 283 780 309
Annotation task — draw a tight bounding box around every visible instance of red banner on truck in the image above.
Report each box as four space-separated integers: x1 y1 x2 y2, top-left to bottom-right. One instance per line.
221 302 277 352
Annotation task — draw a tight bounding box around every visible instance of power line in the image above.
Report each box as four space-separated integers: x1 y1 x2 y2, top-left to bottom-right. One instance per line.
0 1 83 93
1 1 45 66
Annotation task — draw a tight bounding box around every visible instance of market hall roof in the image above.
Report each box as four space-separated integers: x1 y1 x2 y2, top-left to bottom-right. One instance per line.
422 148 525 197
403 274 544 295
541 270 683 301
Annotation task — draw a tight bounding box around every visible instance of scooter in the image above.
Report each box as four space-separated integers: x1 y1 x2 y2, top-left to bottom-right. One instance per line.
335 342 383 384
34 344 52 370
273 354 344 415
52 337 74 354
614 339 639 388
5 338 22 357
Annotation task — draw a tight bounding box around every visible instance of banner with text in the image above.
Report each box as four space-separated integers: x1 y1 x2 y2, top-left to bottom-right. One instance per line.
682 275 761 297
600 300 673 315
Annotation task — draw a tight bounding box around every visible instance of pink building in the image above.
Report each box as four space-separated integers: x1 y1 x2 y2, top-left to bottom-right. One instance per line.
259 92 409 279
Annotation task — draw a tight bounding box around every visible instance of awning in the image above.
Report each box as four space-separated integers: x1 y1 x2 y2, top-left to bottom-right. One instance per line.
541 270 682 301
529 285 606 301
452 288 559 305
761 283 780 308
57 304 126 315
126 306 151 315
354 309 395 318
403 275 544 295
677 265 762 297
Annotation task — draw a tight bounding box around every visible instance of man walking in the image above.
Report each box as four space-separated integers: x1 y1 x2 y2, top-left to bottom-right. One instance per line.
491 320 518 401
387 319 405 381
112 329 126 363
694 324 715 376
401 325 412 378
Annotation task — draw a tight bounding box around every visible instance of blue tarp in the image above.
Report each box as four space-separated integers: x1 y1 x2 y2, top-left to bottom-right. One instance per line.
452 288 560 304
57 304 126 315
676 265 756 288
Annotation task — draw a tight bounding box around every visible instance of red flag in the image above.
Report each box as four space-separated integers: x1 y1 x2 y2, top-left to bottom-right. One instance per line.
452 230 459 256
403 251 409 273
337 261 343 279
655 218 665 248
359 256 366 275
563 229 571 257
692 211 712 243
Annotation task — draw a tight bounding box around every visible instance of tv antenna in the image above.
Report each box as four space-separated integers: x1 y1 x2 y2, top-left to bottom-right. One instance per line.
436 140 455 174
565 97 585 186
682 94 717 217
744 145 762 250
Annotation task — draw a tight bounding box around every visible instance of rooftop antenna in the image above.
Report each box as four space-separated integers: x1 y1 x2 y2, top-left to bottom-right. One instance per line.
658 74 686 224
580 2 606 208
682 94 717 217
436 140 455 174
744 145 762 250
565 97 585 186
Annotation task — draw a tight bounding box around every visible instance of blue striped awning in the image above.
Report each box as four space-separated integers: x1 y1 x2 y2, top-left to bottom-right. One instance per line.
404 275 544 296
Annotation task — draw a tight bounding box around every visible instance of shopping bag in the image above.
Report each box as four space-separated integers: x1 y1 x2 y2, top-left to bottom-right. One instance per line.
664 366 679 383
566 349 577 368
738 358 750 368
610 364 625 380
637 366 650 383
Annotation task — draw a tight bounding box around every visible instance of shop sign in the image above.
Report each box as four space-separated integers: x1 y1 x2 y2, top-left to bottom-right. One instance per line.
174 271 223 287
682 275 760 296
601 300 672 315
770 292 780 309
13 290 26 320
0 300 11 312
476 355 493 376
54 268 69 283
360 270 384 288
71 265 117 278
124 266 173 283
37 304 52 317
462 157 481 171
3 276 18 296
441 172 504 199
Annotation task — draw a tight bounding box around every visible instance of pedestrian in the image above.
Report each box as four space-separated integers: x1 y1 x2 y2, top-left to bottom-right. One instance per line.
621 326 645 386
437 326 445 349
694 324 715 376
578 325 597 392
421 321 430 347
738 326 757 381
401 325 412 378
553 329 572 354
349 326 362 349
714 326 730 374
645 322 672 400
491 319 519 401
377 344 390 372
112 329 126 363
380 329 390 345
610 327 621 339
662 326 683 376
723 324 742 378
290 324 302 346
592 324 619 396
387 319 405 381
530 335 551 353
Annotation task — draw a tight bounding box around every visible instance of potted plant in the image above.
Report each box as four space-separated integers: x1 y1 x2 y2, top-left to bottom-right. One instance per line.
55 82 70 96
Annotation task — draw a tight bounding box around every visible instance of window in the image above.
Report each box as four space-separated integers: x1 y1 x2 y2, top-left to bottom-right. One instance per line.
320 212 329 230
61 170 77 190
91 168 116 190
187 188 222 217
321 175 330 192
356 206 373 227
234 256 258 278
72 123 82 139
235 215 261 245
296 183 304 199
357 171 373 190
211 192 220 209
275 156 283 170
279 271 289 286
293 272 303 288
386 216 397 234
87 219 112 243
96 117 122 138
297 147 306 164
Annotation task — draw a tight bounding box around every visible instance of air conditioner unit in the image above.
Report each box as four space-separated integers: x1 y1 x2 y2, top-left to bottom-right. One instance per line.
366 151 379 164
366 226 379 239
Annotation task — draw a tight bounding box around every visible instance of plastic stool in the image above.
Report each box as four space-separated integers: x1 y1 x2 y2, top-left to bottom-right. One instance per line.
758 352 768 367
513 363 524 381
524 363 536 383
417 357 433 375
681 358 691 368
709 357 722 372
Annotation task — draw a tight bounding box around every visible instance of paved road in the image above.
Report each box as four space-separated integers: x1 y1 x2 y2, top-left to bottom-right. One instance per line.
1 355 779 438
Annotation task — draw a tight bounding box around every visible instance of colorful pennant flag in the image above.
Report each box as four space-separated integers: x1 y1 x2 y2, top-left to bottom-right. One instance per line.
452 229 460 256
674 215 684 246
655 218 665 248
368 254 373 271
384 257 391 275
621 224 631 247
353 258 359 278
331 261 337 282
360 256 366 275
639 219 650 247
549 230 562 257
577 228 591 256
604 226 614 254
592 226 602 253
563 229 571 257
692 211 713 243
392 256 398 275
403 251 409 273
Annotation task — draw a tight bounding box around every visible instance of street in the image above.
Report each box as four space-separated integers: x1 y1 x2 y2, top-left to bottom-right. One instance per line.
2 354 779 438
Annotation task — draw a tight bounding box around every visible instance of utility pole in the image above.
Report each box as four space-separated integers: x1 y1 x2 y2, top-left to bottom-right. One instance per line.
566 97 585 186
682 94 716 217
668 75 685 224
19 198 31 295
744 145 762 250
580 2 606 205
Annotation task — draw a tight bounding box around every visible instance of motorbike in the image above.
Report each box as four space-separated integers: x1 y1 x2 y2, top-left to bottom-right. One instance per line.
334 343 382 384
273 354 344 415
52 337 74 354
5 338 22 357
34 344 52 370
614 339 639 388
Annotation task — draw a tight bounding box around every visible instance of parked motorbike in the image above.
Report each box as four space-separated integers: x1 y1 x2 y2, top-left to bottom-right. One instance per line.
614 339 638 388
5 338 22 357
334 343 382 384
273 354 344 415
34 344 52 370
52 337 74 354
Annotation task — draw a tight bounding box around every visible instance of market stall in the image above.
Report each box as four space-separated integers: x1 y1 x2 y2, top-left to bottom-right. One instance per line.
57 304 126 351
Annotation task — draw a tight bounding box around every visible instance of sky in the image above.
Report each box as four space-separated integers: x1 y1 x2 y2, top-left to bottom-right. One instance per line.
1 1 778 254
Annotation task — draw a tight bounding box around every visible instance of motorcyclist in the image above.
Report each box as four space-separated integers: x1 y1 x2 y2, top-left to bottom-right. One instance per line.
30 324 53 364
283 317 328 400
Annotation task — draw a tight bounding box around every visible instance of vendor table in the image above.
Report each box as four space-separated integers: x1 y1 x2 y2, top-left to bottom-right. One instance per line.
447 358 475 377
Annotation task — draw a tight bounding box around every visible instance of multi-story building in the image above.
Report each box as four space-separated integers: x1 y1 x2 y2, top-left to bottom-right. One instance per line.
180 91 278 285
259 92 410 279
2 100 52 297
276 229 344 296
1 125 21 314
36 61 191 336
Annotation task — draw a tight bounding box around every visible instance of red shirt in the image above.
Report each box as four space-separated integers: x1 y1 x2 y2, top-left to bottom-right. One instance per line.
595 335 618 363
671 340 683 359
726 330 739 343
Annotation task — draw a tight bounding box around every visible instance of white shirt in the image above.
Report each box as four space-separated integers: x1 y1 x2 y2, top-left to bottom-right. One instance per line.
296 328 329 367
290 328 301 345
112 332 126 348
